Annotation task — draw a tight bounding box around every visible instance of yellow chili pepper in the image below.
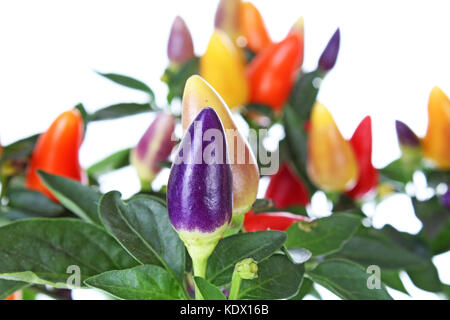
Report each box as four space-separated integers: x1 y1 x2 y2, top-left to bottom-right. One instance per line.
307 102 359 192
200 30 249 110
182 75 259 216
422 86 450 169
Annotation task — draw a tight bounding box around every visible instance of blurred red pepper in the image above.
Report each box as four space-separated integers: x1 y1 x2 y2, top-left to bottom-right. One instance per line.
25 109 85 201
239 1 272 53
244 210 310 232
246 32 303 111
265 162 309 208
4 291 21 300
346 116 378 199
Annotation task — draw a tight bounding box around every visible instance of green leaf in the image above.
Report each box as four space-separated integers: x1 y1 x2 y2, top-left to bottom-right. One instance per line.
0 218 137 287
0 279 27 299
239 254 304 300
381 270 409 295
307 259 393 300
285 213 362 256
206 231 286 286
98 192 185 287
0 134 39 163
85 265 183 300
379 159 413 185
87 148 131 181
413 196 450 255
5 188 65 218
289 69 324 120
290 277 314 300
243 104 275 120
194 277 227 300
407 262 442 293
96 72 155 98
89 102 153 122
38 171 102 224
163 57 199 103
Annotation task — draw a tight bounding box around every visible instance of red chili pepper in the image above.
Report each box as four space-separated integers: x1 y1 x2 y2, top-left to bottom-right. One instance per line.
265 162 309 208
346 116 378 199
244 210 310 232
246 33 303 111
4 291 21 300
25 109 85 201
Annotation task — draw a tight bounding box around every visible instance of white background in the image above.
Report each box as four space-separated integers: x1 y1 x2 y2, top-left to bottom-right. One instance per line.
0 0 449 300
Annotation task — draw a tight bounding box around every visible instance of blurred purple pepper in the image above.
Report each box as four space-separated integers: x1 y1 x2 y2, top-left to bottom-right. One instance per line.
167 108 232 296
442 188 450 210
395 120 420 147
318 28 340 72
214 0 240 42
167 16 194 65
130 112 177 190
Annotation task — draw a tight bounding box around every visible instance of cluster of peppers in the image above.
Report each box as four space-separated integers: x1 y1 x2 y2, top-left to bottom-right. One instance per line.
1 0 450 300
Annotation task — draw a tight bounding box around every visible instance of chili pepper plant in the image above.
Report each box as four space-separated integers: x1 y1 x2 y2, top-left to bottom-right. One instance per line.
0 0 449 301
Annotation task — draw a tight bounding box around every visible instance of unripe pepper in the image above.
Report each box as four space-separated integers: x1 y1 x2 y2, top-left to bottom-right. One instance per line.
167 108 232 298
346 116 378 200
130 112 177 190
25 109 84 201
167 16 194 66
214 0 241 42
182 75 259 217
200 30 249 109
265 162 309 208
239 2 272 53
307 102 359 192
244 210 310 232
246 32 304 111
318 28 340 72
422 86 450 169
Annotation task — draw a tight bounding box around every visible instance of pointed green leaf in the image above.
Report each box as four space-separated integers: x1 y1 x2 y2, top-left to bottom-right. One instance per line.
194 277 226 300
87 148 131 181
96 72 154 98
89 102 153 122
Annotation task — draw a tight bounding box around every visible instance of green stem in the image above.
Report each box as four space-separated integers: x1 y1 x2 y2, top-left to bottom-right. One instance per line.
192 256 208 300
228 268 242 300
139 178 152 192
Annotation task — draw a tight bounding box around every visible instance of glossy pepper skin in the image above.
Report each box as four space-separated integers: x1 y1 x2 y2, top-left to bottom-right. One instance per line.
307 102 359 192
246 32 304 111
130 112 177 189
167 16 194 65
167 107 232 286
265 162 309 208
239 2 272 53
318 28 340 72
422 86 450 169
25 109 84 201
346 116 378 200
214 0 241 42
244 210 310 232
182 75 259 217
200 30 249 109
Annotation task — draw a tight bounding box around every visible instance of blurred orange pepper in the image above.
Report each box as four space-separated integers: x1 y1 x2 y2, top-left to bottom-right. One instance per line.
246 31 303 111
422 86 450 169
182 75 259 217
239 2 272 53
200 30 249 109
25 109 85 201
346 116 378 199
4 291 22 300
307 102 359 192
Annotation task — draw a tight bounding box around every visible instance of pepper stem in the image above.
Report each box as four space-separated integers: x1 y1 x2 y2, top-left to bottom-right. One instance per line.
228 267 243 300
192 255 208 300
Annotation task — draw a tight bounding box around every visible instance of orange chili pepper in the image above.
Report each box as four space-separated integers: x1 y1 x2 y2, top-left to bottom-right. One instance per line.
239 1 272 53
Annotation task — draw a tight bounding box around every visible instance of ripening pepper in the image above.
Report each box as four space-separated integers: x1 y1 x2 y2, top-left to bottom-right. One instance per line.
25 109 85 201
395 120 422 171
214 0 241 42
200 30 249 109
422 86 450 169
318 28 340 72
167 16 194 66
246 31 304 111
265 162 309 208
396 120 420 148
130 112 177 190
167 107 232 297
244 210 310 232
307 102 359 192
346 116 378 200
239 1 272 53
182 75 259 217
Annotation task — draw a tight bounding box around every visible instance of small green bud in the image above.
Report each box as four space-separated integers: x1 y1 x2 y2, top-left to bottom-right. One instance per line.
235 258 258 280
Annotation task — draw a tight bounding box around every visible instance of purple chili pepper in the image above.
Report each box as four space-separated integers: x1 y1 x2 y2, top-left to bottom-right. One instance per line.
395 120 420 147
318 28 340 72
167 16 194 65
441 187 450 210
